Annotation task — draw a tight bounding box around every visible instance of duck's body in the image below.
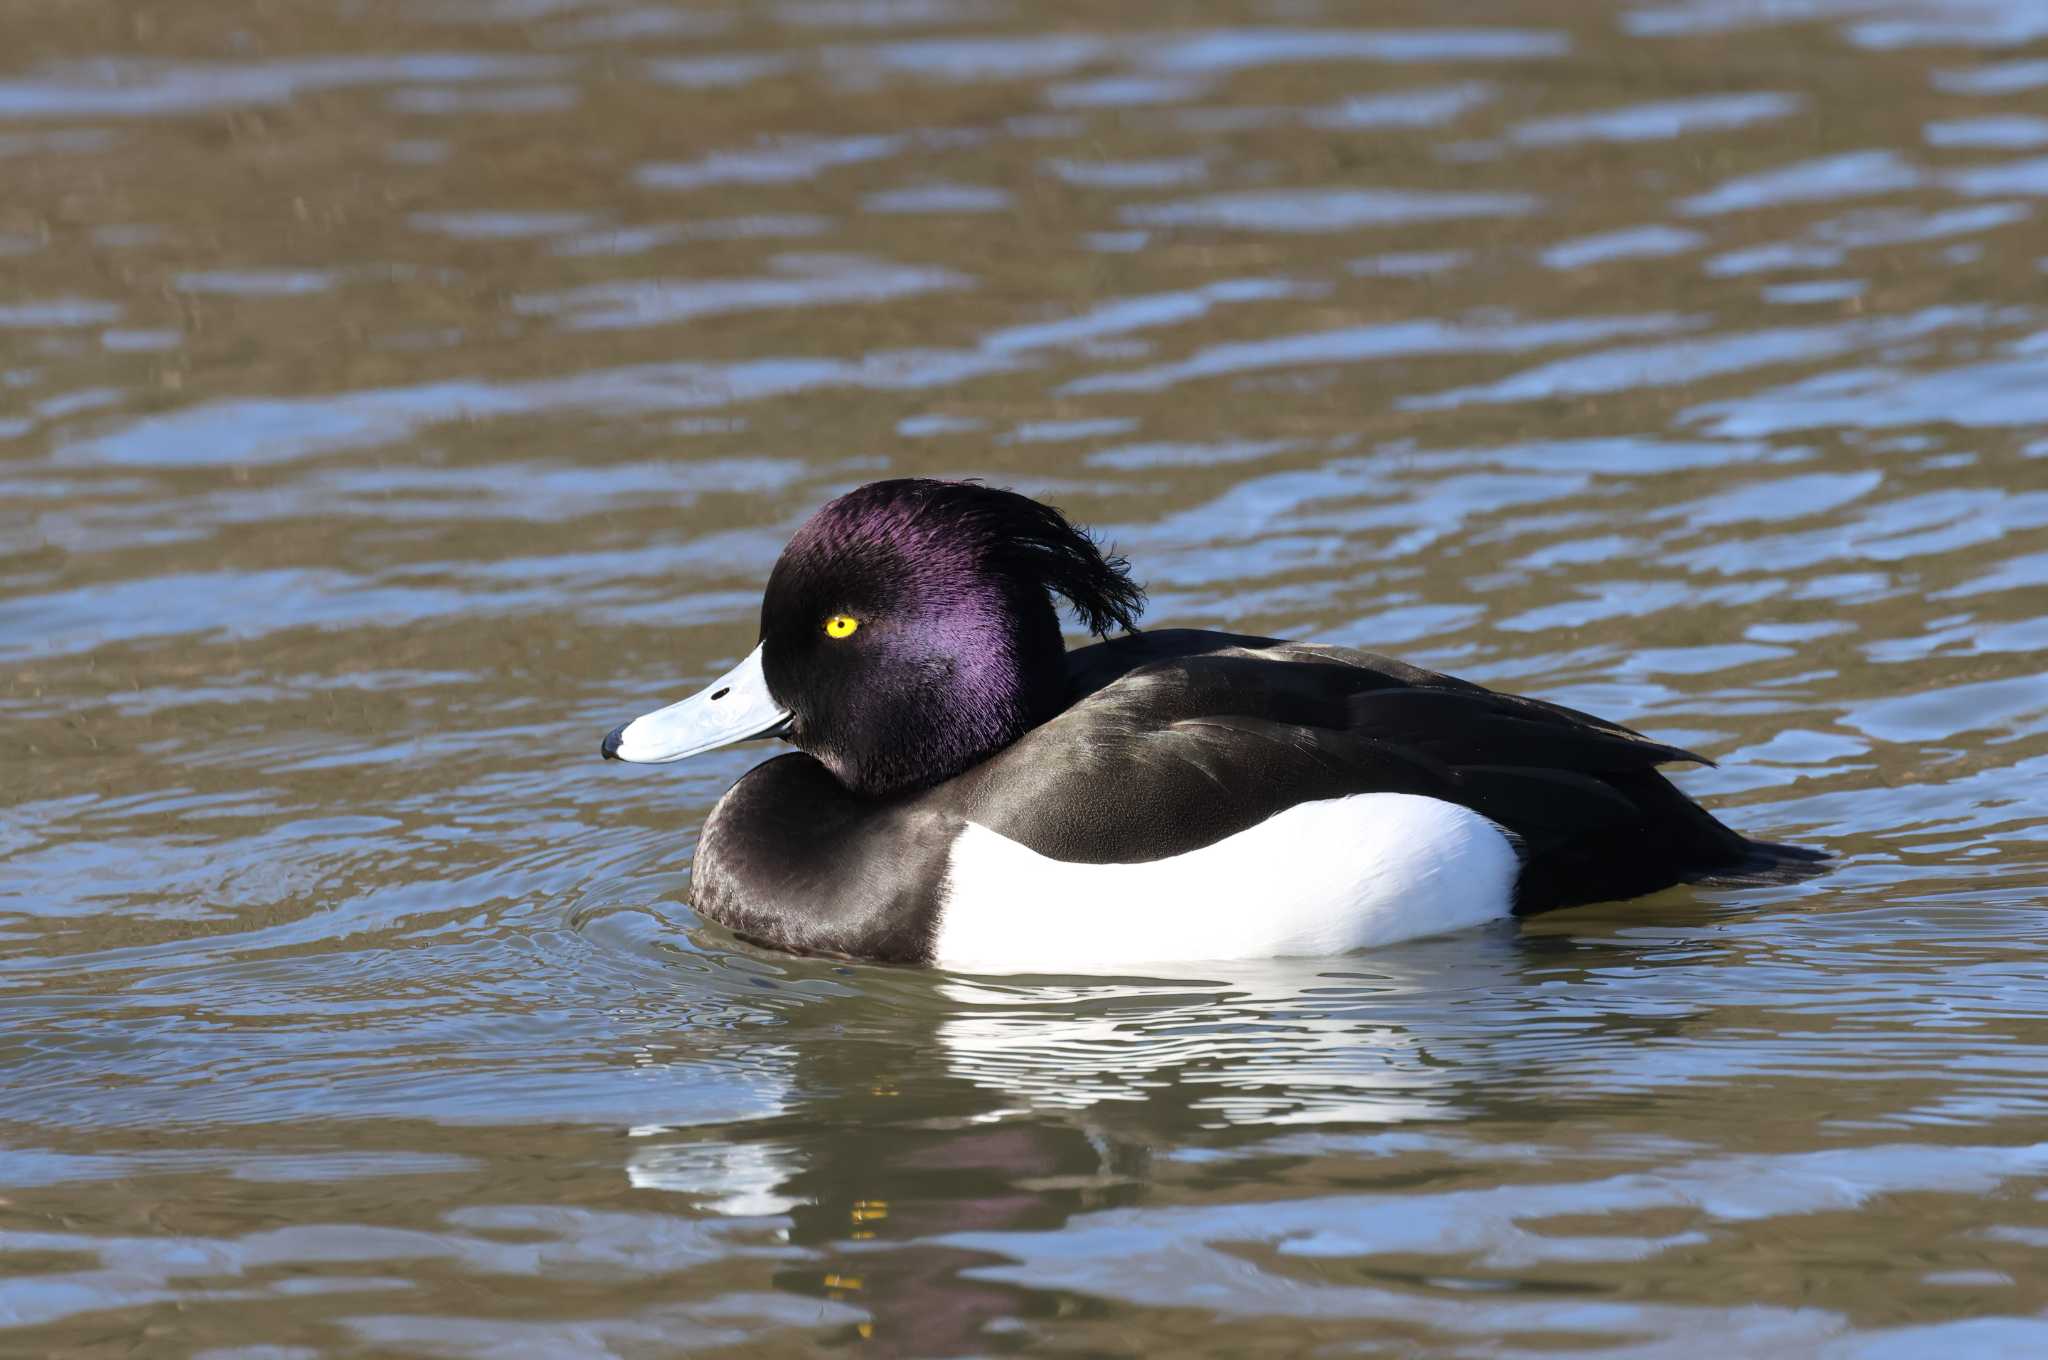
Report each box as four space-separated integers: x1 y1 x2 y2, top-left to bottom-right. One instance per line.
603 480 1820 970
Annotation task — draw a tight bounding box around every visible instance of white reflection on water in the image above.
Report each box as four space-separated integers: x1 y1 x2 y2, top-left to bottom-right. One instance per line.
1542 224 1706 270
1404 308 1983 409
843 33 1111 81
1511 91 1803 146
644 53 795 89
1679 150 1925 216
171 270 338 297
864 181 1014 213
627 1138 806 1216
1124 186 1538 233
1067 313 1689 394
1945 153 2048 196
1632 0 2048 48
0 55 564 118
1935 55 2048 93
1042 155 1208 188
0 299 123 328
1141 28 1570 70
1305 81 1495 129
0 1207 821 1332
1688 346 2048 435
347 1294 868 1359
511 255 968 331
934 954 1503 1123
1045 74 1207 108
56 349 1022 468
1926 115 2048 148
408 211 595 239
635 134 907 190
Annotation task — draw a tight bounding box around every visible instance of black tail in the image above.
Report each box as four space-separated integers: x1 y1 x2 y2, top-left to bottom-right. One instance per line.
1690 836 1831 888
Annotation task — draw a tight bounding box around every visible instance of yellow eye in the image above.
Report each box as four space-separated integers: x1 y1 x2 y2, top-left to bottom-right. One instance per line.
824 614 860 639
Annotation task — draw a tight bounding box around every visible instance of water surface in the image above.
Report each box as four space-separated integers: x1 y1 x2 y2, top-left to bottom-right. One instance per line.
5 0 2048 1353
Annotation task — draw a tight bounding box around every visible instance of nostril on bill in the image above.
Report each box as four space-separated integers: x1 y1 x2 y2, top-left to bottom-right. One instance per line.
711 688 730 701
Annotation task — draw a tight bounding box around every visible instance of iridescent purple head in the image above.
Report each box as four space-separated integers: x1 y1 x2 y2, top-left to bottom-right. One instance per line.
757 478 1143 797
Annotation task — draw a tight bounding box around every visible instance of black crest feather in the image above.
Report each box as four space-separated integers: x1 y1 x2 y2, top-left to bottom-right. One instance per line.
895 479 1145 637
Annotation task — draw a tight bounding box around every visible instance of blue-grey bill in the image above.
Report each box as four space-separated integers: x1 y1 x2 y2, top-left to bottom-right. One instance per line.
602 643 793 763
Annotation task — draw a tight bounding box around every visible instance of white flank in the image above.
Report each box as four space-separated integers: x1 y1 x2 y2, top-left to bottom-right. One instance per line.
932 793 1519 972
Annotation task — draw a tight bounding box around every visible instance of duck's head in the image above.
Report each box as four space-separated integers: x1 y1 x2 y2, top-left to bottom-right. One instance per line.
602 478 1144 797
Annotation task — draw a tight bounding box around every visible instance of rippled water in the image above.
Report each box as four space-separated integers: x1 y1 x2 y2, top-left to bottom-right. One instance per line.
5 0 2048 1353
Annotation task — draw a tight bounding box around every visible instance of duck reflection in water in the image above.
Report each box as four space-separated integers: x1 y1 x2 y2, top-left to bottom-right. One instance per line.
622 924 1729 1354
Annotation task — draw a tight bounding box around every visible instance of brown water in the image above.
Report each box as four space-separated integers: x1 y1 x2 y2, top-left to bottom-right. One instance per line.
6 0 2048 1354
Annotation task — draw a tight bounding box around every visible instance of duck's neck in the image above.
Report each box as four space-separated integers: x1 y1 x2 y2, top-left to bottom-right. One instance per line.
693 752 956 962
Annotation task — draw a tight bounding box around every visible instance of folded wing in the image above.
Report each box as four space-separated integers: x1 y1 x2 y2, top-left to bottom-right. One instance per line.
959 630 1772 912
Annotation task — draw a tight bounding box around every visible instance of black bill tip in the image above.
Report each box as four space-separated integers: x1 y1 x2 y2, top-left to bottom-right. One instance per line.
600 724 627 760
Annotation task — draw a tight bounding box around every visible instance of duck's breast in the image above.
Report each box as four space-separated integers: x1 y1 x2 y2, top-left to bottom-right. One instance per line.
931 792 1519 972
